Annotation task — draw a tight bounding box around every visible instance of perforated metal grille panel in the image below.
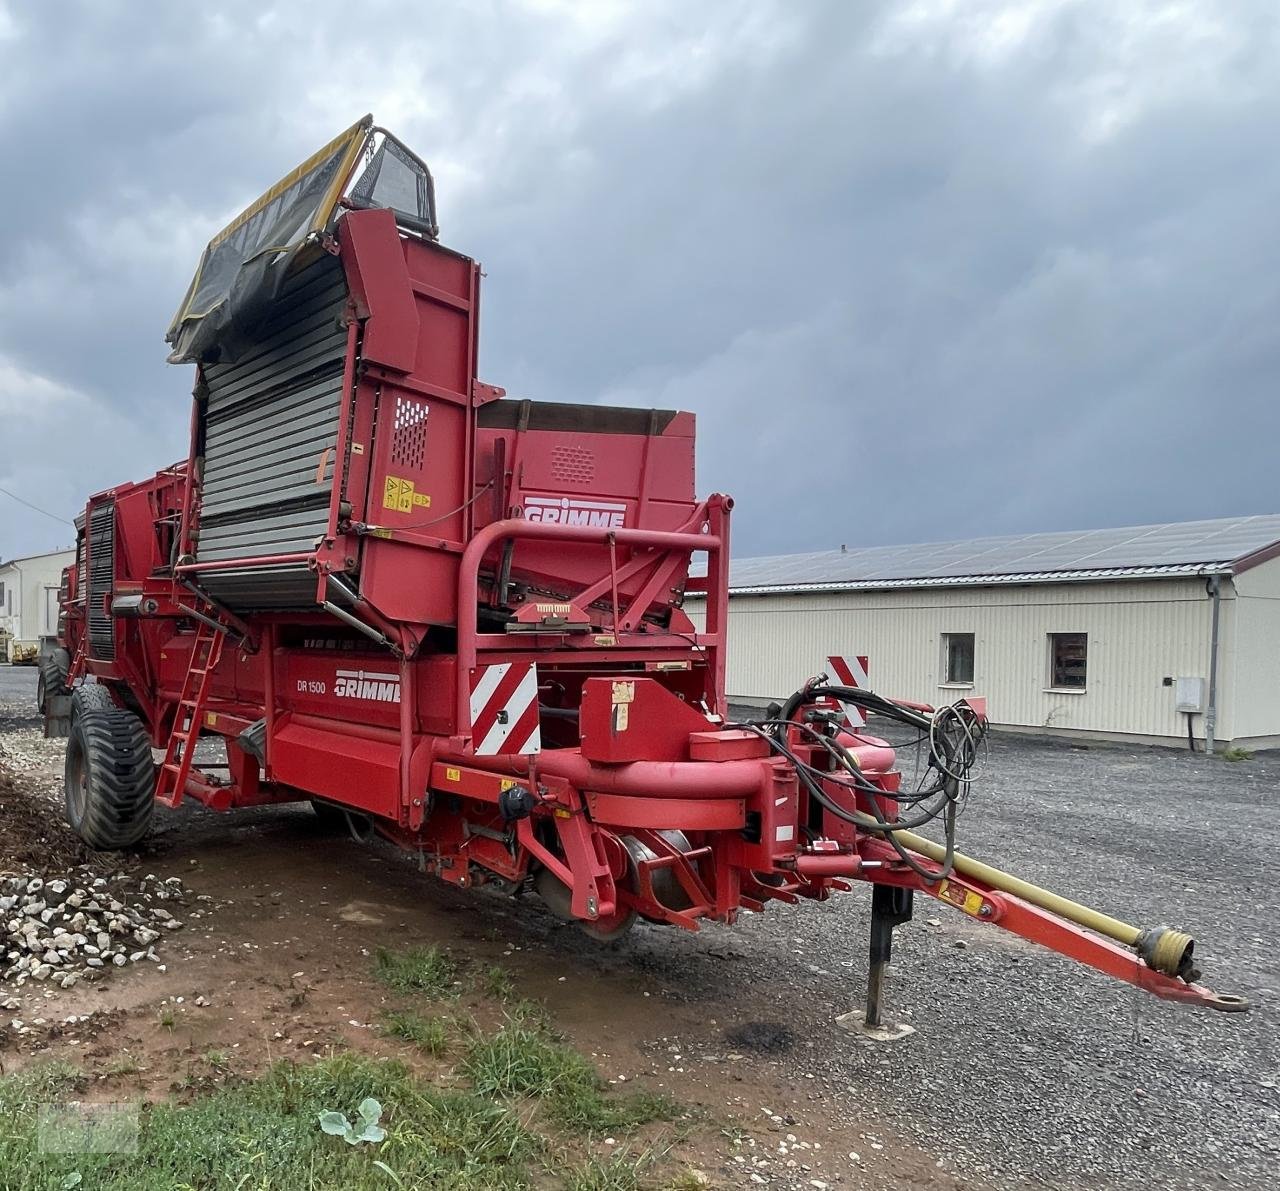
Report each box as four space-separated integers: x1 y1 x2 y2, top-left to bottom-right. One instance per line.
391 394 429 469
86 503 115 660
550 444 594 485
197 254 350 609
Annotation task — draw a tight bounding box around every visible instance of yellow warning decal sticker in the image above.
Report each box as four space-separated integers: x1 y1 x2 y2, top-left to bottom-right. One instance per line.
500 779 516 791
383 475 432 514
611 681 635 705
445 767 461 783
937 879 986 917
205 712 217 728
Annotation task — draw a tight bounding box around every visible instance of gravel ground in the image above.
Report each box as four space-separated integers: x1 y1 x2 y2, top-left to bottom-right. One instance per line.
621 713 1279 1189
1 665 1275 1188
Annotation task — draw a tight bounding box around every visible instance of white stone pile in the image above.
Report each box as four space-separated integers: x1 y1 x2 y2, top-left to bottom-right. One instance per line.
1 871 187 989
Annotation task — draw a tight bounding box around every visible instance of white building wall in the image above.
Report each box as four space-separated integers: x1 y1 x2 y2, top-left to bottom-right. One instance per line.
0 550 74 648
1224 557 1280 746
691 577 1242 744
0 563 19 646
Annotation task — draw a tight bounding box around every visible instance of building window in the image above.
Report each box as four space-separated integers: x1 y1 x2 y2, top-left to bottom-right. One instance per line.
942 633 975 684
1049 632 1087 689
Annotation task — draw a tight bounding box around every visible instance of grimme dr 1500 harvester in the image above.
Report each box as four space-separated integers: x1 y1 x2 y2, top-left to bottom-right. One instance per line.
42 117 1245 1026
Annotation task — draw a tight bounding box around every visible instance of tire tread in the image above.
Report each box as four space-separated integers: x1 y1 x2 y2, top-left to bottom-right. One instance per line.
65 708 155 850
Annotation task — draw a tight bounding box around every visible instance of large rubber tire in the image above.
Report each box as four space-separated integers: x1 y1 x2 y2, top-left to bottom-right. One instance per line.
71 682 115 721
38 648 70 714
64 708 155 850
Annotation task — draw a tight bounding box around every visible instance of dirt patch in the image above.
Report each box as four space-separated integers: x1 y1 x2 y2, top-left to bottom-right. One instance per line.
0 763 94 872
723 1021 795 1055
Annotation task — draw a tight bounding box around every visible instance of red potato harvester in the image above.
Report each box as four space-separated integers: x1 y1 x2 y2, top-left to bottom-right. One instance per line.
40 117 1246 1030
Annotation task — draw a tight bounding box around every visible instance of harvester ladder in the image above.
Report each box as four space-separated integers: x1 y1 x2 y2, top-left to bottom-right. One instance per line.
154 620 224 809
66 633 88 688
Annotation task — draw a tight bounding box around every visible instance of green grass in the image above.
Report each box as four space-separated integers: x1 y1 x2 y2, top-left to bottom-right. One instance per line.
564 1152 652 1191
1221 745 1253 762
382 1010 449 1057
463 1021 678 1135
105 1053 142 1077
507 997 553 1028
482 964 516 1001
0 1053 534 1190
374 946 459 996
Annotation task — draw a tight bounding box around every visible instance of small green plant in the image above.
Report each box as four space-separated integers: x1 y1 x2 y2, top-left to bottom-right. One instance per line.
374 945 459 995
158 1007 176 1031
446 1011 483 1038
104 1053 142 1077
464 1021 678 1134
1221 746 1253 762
482 964 515 1001
565 1152 651 1191
383 1010 448 1057
507 997 552 1028
202 1048 229 1068
463 1019 594 1101
319 1097 387 1145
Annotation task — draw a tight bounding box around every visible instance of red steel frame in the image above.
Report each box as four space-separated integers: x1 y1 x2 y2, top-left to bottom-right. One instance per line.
53 204 1242 1016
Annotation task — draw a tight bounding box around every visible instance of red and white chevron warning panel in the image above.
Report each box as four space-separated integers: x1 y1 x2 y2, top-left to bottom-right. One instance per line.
827 654 869 728
469 662 542 755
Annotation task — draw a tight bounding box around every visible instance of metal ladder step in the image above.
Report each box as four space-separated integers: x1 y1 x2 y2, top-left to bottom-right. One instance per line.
154 621 225 809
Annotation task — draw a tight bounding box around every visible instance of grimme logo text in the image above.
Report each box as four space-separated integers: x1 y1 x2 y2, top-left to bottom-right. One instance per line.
334 669 401 703
523 496 626 528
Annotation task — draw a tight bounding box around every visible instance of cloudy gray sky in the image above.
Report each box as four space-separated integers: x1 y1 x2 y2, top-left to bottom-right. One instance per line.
1 0 1277 560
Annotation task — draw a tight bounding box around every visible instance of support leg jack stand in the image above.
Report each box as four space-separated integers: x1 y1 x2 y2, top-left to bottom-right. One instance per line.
838 884 916 1041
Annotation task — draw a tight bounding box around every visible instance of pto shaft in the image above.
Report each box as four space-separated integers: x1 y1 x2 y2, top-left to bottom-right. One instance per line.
895 829 1196 980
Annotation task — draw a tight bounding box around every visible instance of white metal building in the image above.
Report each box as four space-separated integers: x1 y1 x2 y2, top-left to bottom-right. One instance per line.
0 548 75 658
690 515 1280 751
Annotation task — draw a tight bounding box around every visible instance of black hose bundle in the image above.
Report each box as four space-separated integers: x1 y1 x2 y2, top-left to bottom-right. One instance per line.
735 682 987 883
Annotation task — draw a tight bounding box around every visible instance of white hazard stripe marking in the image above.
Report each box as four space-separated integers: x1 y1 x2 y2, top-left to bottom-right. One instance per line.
829 654 868 688
827 654 868 728
469 662 510 724
471 663 542 756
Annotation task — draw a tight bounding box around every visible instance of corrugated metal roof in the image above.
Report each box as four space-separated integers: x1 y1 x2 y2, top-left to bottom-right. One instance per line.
695 514 1280 595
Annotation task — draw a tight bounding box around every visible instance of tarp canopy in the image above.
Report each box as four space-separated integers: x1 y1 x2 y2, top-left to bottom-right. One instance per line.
166 116 437 365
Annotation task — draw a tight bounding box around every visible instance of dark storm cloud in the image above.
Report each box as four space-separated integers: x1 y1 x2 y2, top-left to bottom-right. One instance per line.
1 0 1277 560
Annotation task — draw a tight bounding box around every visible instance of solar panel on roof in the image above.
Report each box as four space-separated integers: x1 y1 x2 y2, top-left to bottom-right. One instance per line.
719 514 1280 590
